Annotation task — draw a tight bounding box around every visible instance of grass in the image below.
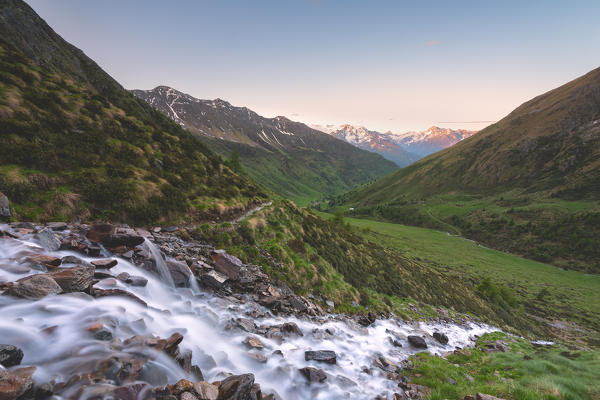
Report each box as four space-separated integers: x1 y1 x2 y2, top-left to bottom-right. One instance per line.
314 211 600 346
403 332 600 400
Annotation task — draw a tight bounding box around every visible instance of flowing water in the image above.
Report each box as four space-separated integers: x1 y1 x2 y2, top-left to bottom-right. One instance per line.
0 224 498 399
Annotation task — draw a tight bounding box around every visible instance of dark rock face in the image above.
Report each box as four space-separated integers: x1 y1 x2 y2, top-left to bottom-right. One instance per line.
218 373 255 400
407 335 428 349
299 367 327 383
433 332 449 345
211 250 242 280
48 266 93 293
305 350 337 364
3 274 62 299
0 192 10 218
0 344 24 367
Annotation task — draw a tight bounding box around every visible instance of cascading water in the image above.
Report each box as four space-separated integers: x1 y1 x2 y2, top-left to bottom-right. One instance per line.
142 238 175 287
0 224 498 399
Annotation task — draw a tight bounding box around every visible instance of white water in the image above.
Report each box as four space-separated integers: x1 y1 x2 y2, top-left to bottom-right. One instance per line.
0 225 497 399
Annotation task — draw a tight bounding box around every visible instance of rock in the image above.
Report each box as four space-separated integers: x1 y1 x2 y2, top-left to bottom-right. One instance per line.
299 367 327 383
181 392 199 400
3 274 62 299
236 318 256 333
200 270 229 288
102 234 145 248
0 192 10 218
433 332 449 345
116 272 148 287
91 258 118 269
0 367 35 399
210 250 242 280
165 332 184 357
408 335 428 349
23 254 61 269
93 288 147 307
169 379 195 395
48 266 93 292
0 345 23 367
112 383 152 400
87 224 114 243
476 394 505 400
243 337 264 350
36 228 60 251
218 373 254 399
61 255 91 266
47 222 68 231
280 322 303 336
167 261 192 287
246 352 268 363
464 396 476 400
194 381 219 400
305 350 337 364
94 329 113 341
358 311 377 327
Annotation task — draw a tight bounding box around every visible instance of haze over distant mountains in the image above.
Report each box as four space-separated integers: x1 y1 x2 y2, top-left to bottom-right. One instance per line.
311 124 478 167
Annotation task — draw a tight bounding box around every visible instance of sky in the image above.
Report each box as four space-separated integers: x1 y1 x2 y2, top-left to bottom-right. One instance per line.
26 0 600 132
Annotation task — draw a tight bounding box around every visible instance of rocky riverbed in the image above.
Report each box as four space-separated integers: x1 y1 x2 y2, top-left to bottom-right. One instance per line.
0 222 497 399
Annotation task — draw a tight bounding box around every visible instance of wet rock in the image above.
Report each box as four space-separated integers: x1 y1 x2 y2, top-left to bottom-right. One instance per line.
236 318 256 333
305 350 337 364
0 192 10 218
3 274 62 299
23 254 62 269
408 335 428 349
389 337 403 348
165 332 184 357
91 258 118 269
0 345 23 367
358 311 377 327
299 367 327 383
93 288 147 307
476 394 505 400
116 272 148 287
167 261 192 287
246 352 268 363
112 383 152 400
48 266 93 293
200 270 229 288
0 366 35 399
47 222 68 231
218 373 254 399
181 392 199 400
94 329 113 341
243 337 264 350
36 228 61 251
102 233 145 248
194 381 218 400
211 250 242 280
433 332 449 345
87 224 114 243
61 255 91 266
34 382 54 399
280 322 303 336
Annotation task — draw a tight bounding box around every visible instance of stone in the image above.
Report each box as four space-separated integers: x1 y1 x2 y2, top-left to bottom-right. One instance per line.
47 222 68 231
87 224 114 243
236 318 256 332
91 258 118 269
433 332 449 345
112 383 152 400
167 261 192 287
305 350 337 364
210 250 242 280
0 367 35 399
36 228 60 251
280 322 303 336
218 373 255 399
476 394 505 400
3 274 62 299
464 396 476 400
0 345 23 367
94 329 113 341
102 234 145 248
165 332 184 357
117 272 148 287
299 367 327 383
23 254 61 269
194 381 218 400
246 352 267 363
181 392 199 400
408 335 428 349
243 337 264 349
200 270 229 288
0 192 10 218
93 288 147 307
358 311 377 327
48 266 93 292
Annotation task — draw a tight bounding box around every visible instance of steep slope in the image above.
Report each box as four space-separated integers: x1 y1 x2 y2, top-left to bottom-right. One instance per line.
0 0 265 223
132 86 398 204
339 67 600 273
322 124 477 166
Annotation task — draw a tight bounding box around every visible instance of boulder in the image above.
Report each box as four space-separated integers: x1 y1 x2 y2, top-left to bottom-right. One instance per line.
91 258 118 269
243 337 264 350
93 288 147 307
433 332 449 345
305 350 337 364
200 270 228 288
210 250 242 280
111 383 152 400
280 322 303 336
48 266 93 293
47 222 68 231
218 373 255 400
167 261 192 287
102 234 145 248
299 367 327 383
36 228 61 251
236 318 256 333
0 367 35 400
3 274 62 299
181 392 199 400
164 332 184 357
22 254 61 270
0 345 23 367
0 192 9 218
116 272 148 287
358 311 377 327
87 224 114 243
194 381 218 400
407 335 428 349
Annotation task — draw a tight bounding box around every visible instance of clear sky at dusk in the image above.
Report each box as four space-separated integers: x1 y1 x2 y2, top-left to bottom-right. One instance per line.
26 0 600 132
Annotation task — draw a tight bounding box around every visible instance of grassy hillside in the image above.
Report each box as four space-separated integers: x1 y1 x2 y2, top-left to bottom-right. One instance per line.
338 67 600 273
314 212 599 346
0 0 265 223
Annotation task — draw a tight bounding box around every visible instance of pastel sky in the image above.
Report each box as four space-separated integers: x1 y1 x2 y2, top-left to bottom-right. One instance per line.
26 0 600 132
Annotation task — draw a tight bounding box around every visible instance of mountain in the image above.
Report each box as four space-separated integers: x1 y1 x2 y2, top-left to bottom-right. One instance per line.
0 0 265 223
339 67 600 273
132 86 398 204
317 124 477 167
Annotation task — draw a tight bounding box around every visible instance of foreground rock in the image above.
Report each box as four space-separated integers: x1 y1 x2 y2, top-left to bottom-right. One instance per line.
3 274 62 299
407 335 428 349
211 250 243 280
299 367 327 383
218 373 256 399
48 266 93 293
433 332 449 345
0 345 23 367
305 350 337 364
0 367 35 399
